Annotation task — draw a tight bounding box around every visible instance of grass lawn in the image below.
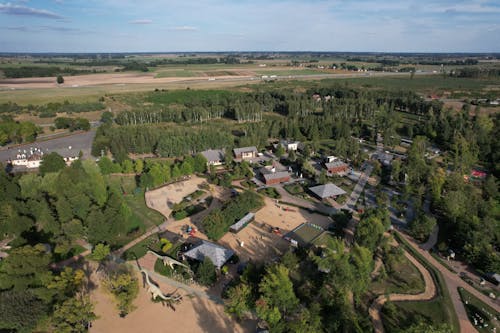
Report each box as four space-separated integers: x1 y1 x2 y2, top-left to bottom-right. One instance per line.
284 183 304 195
370 254 425 295
106 174 165 227
121 235 160 260
257 187 281 199
457 287 500 333
393 232 460 333
382 299 453 333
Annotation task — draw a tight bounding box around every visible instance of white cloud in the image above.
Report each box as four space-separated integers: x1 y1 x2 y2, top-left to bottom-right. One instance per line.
0 3 64 19
169 25 198 31
129 19 153 24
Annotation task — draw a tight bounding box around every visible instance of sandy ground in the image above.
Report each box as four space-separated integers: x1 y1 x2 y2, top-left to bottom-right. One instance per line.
89 270 251 333
219 197 332 262
145 176 207 219
0 72 253 89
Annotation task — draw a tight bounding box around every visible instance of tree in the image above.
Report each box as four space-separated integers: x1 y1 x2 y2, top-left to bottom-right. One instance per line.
275 145 285 158
196 257 217 286
39 152 66 175
0 244 52 296
47 267 85 303
257 264 298 325
225 283 252 319
57 75 64 84
52 295 97 333
100 111 114 124
103 268 139 317
121 159 134 174
288 149 297 162
134 159 144 174
90 243 110 262
97 156 120 175
405 323 452 333
408 214 436 242
354 215 385 251
0 290 47 333
193 153 208 173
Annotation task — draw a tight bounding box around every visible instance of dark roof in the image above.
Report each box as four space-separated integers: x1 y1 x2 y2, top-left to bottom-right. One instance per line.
325 161 348 169
263 171 290 181
309 183 346 198
200 149 225 163
183 240 234 269
233 146 258 155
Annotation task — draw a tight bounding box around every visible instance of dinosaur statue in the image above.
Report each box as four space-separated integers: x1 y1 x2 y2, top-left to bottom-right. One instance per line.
147 249 192 273
140 269 182 302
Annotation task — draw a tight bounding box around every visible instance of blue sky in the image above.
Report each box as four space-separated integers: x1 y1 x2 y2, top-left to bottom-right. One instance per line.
1 0 499 52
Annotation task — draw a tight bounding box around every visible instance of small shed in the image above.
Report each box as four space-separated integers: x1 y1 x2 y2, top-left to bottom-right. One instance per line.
230 213 255 233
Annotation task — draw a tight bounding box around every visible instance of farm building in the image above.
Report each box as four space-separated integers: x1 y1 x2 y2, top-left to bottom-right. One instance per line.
200 149 225 166
183 239 234 269
259 166 290 185
233 146 258 160
229 212 255 233
324 160 349 175
309 183 346 200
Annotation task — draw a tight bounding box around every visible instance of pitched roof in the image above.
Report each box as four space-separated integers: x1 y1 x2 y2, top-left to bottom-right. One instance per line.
200 149 225 163
325 160 348 169
263 171 290 181
183 240 234 269
233 146 258 155
309 183 346 198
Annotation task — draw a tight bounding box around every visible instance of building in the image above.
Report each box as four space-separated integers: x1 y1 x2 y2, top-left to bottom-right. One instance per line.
183 239 234 269
233 146 258 160
230 213 255 233
200 149 225 166
374 152 394 167
324 160 349 175
259 166 291 185
309 183 346 200
277 140 300 152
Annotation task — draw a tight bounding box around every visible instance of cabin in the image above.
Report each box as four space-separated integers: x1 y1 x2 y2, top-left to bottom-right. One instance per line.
233 146 258 160
259 166 291 185
324 160 349 175
200 149 225 166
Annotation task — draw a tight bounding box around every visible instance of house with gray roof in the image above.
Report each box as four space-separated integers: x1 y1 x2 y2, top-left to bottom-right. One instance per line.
183 240 234 269
309 183 346 199
233 146 258 160
200 149 225 166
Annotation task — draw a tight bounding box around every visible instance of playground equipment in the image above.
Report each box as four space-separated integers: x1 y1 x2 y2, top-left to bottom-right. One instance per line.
140 269 182 302
147 250 193 273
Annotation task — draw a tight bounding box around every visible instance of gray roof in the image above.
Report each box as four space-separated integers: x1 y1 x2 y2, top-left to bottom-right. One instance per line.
230 212 255 232
183 240 234 269
200 149 225 163
309 183 346 198
233 146 258 155
263 171 290 181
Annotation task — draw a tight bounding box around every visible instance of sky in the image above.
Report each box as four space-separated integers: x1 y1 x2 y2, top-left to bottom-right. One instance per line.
0 0 499 53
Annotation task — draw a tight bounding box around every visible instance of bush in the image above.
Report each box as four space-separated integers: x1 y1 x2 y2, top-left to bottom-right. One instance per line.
173 210 188 220
195 257 217 286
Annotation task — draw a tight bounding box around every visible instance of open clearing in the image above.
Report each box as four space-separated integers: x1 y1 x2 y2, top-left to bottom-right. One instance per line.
218 197 332 262
145 176 207 219
89 269 251 333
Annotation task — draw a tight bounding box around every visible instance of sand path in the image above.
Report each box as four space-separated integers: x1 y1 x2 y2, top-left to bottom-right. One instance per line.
369 246 437 333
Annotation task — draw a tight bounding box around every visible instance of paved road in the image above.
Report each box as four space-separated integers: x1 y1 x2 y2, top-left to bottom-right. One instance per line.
0 129 96 162
399 231 500 333
342 164 373 211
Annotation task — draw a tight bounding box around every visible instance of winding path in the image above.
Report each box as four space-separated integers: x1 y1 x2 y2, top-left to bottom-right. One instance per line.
369 241 437 333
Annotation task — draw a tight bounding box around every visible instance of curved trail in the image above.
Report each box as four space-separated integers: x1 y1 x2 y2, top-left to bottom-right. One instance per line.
369 246 437 333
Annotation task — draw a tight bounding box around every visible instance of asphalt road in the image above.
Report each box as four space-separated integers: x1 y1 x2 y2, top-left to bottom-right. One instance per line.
0 129 96 163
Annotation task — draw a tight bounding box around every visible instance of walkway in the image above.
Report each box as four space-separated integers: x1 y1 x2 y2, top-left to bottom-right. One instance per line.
399 232 499 333
369 246 437 333
342 164 373 211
